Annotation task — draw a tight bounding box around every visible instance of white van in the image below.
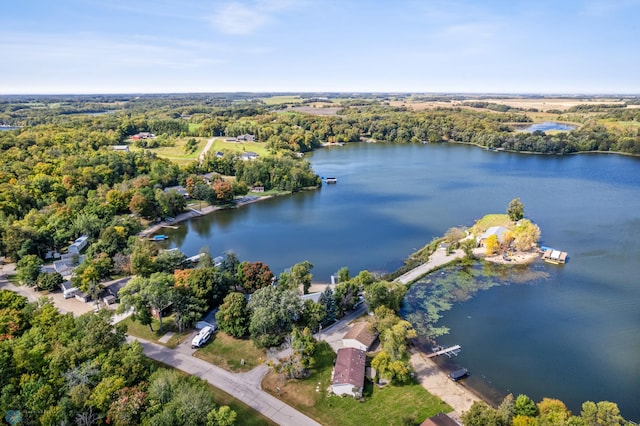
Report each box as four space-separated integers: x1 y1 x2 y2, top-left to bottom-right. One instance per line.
191 325 214 349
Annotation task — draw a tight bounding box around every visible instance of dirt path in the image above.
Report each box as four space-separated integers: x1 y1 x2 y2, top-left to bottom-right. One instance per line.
199 137 216 162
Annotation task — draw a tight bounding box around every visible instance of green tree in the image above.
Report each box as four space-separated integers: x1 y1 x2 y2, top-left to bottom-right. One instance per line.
364 280 407 312
333 279 360 317
16 254 43 287
507 197 525 221
172 285 205 333
514 394 539 417
215 292 250 338
580 401 626 425
461 401 504 426
37 271 64 291
248 286 302 348
107 386 147 426
154 249 187 274
119 273 174 332
207 405 237 426
130 239 159 277
290 260 314 294
318 286 337 325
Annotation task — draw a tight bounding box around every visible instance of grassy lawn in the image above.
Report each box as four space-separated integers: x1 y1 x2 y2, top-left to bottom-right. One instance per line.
188 122 202 133
129 137 207 163
470 213 512 235
120 315 191 349
205 383 276 426
262 343 451 426
194 331 266 372
209 138 272 157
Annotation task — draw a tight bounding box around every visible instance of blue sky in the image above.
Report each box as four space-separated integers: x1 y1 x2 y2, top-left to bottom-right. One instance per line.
2 0 639 94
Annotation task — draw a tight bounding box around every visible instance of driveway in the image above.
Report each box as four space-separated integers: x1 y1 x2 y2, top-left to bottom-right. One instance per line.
132 336 321 426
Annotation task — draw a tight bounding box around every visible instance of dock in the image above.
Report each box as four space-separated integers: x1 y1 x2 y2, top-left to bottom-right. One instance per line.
189 207 203 215
542 248 568 264
161 225 179 229
426 345 461 358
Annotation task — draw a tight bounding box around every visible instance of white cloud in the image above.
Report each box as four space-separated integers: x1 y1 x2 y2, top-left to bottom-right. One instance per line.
210 0 301 35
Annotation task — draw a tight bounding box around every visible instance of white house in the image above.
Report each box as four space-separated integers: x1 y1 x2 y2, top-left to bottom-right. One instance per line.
477 226 509 246
342 321 377 352
331 347 366 397
68 236 89 254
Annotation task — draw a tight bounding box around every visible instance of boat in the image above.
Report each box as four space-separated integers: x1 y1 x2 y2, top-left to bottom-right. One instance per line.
151 234 169 241
542 248 568 264
449 368 470 381
325 177 337 184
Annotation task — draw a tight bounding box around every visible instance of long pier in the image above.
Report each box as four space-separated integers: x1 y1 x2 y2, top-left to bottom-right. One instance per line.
426 345 461 358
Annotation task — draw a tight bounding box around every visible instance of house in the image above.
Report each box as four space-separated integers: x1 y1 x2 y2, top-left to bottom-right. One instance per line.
215 151 224 158
164 185 189 198
200 172 220 184
420 413 460 426
477 226 509 246
236 134 255 142
112 145 129 152
342 321 377 352
331 347 366 397
131 132 155 140
240 151 259 161
300 292 322 304
68 236 89 254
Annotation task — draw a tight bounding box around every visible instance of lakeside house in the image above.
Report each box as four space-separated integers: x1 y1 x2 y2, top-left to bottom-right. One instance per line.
331 347 366 397
342 321 377 352
164 185 189 198
477 226 508 246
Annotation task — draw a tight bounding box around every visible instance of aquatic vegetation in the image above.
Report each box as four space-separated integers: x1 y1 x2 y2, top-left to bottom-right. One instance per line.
401 261 548 339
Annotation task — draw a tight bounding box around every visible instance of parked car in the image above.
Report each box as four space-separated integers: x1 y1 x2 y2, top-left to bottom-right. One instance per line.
191 325 215 349
449 368 470 381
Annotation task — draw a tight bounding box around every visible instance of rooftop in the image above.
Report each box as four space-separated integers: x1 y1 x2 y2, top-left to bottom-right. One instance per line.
343 321 377 348
332 347 366 388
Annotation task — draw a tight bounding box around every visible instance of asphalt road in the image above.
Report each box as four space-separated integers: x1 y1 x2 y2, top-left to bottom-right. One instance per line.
131 336 321 426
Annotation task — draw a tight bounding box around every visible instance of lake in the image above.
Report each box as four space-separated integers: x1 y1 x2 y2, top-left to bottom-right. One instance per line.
165 143 640 420
518 121 576 132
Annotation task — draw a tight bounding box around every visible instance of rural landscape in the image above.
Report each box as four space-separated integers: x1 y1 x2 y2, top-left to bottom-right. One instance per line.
2 0 640 425
1 92 638 425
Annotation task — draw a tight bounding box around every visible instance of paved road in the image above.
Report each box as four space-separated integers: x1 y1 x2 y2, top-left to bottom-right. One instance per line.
132 336 321 426
395 249 464 284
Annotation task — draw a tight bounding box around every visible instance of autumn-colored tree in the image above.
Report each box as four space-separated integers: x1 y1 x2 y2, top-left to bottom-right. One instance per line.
212 179 235 203
485 234 499 256
237 261 274 293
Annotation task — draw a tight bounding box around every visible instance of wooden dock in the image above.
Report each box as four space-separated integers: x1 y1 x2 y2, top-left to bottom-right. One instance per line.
161 225 179 229
426 345 461 358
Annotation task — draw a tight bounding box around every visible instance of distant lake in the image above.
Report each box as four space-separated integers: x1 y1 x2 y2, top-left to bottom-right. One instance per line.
0 126 20 131
518 121 576 132
165 143 640 421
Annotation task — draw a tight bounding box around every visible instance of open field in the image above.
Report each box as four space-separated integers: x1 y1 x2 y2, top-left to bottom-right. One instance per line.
260 95 304 105
389 97 631 112
194 331 266 373
209 138 272 157
129 137 207 163
287 105 343 116
261 342 451 426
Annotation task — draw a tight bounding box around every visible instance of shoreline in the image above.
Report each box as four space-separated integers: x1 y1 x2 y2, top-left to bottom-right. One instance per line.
138 195 274 238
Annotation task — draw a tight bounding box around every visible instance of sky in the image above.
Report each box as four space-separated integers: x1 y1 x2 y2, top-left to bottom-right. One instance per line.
1 0 639 94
